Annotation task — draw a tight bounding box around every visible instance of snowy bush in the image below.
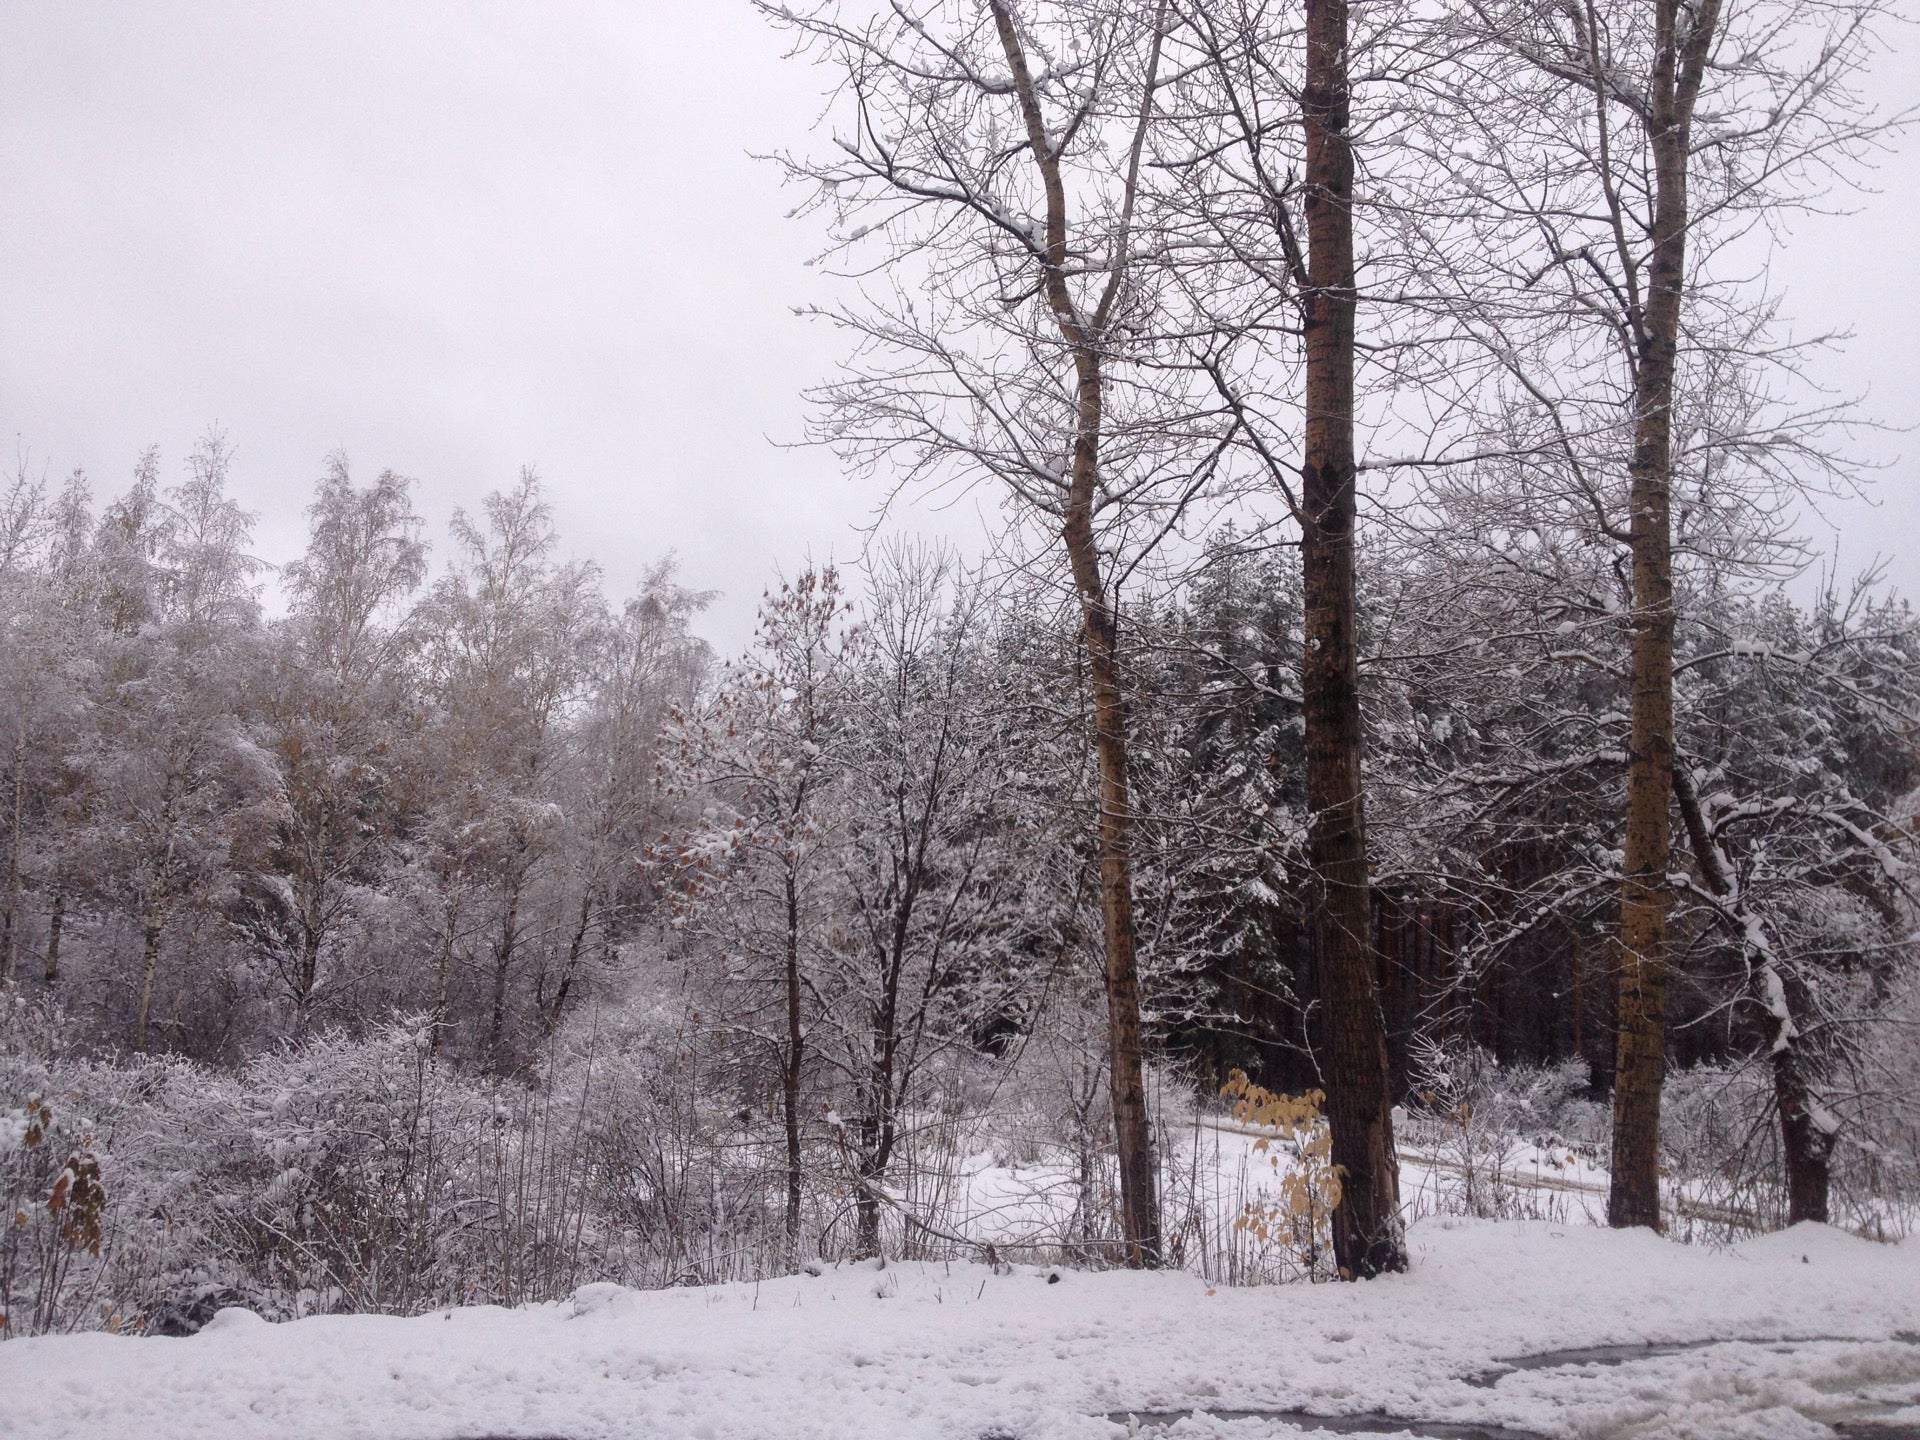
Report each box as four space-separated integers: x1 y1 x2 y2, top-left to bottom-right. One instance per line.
1 1011 634 1330
1395 1036 1596 1223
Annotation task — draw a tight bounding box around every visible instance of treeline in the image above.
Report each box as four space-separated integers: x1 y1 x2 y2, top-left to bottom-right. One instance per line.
2 438 1915 1261
0 442 707 1071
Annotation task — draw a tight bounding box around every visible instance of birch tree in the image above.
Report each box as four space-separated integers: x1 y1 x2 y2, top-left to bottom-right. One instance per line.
251 457 427 1029
413 471 603 1067
82 438 273 1049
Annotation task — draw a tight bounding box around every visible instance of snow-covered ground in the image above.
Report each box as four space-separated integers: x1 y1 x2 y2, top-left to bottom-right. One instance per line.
5 1219 1916 1440
918 1119 1699 1268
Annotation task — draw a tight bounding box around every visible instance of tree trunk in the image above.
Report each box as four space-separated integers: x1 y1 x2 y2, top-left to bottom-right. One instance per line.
1775 1054 1835 1226
855 1104 901 1260
1672 764 1831 1224
1 733 23 988
1300 0 1404 1280
1076 585 1162 1268
136 904 163 1051
294 907 322 1034
432 893 459 1056
488 875 524 1067
855 1115 884 1260
541 889 593 1036
1610 358 1677 1231
855 932 910 1261
989 0 1161 1269
1607 0 1720 1232
782 872 805 1260
43 890 62 985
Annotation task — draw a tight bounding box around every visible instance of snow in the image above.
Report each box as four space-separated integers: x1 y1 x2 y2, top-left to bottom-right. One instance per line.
0 1105 31 1152
5 1221 1916 1440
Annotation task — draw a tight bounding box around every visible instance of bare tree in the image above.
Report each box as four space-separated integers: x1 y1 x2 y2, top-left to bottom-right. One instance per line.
680 566 861 1260
1400 0 1903 1228
764 0 1235 1268
413 471 603 1067
1148 0 1412 1275
1374 442 1919 1228
537 562 710 1035
816 543 1029 1256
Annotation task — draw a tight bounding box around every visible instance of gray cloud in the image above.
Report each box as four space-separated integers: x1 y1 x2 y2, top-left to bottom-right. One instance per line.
3 3 1913 653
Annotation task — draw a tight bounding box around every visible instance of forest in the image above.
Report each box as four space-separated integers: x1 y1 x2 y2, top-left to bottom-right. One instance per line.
3 0 1917 1340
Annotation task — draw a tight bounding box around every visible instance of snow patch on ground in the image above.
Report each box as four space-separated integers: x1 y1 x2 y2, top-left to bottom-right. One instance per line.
3 1220 1915 1439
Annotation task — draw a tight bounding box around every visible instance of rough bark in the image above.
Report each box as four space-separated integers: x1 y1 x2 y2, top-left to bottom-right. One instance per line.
989 0 1162 1267
1074 566 1162 1268
1607 0 1722 1232
1774 1047 1835 1225
1300 0 1405 1279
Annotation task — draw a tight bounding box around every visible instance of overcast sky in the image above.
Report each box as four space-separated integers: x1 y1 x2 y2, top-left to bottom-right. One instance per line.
3 4 1915 652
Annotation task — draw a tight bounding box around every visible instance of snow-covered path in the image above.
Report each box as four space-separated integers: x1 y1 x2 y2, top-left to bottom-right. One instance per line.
4 1220 1917 1440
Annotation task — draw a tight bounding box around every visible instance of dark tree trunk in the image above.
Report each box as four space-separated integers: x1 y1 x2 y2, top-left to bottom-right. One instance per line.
136 903 163 1051
43 890 62 985
1074 578 1162 1268
541 889 594 1035
488 875 523 1067
854 905 919 1260
854 1104 894 1260
1776 1066 1835 1225
1300 0 1404 1280
1611 347 1677 1230
782 873 805 1259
